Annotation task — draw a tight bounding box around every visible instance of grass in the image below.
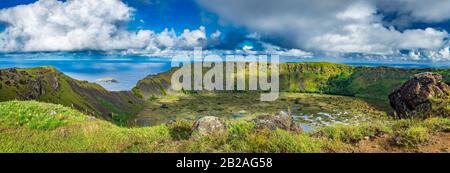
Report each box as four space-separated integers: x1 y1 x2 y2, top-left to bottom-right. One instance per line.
317 117 450 148
394 127 429 147
0 101 85 130
316 122 392 143
0 101 449 152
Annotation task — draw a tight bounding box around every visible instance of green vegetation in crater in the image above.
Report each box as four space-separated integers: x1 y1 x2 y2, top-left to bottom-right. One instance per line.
130 92 391 128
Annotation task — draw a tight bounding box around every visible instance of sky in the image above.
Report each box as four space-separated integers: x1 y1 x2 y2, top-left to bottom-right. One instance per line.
0 0 449 62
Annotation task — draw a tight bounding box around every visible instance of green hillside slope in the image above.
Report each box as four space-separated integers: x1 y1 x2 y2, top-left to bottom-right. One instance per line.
0 67 143 125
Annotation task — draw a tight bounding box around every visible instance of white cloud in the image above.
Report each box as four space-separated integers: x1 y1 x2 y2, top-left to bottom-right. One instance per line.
261 43 313 57
0 0 137 51
156 29 177 49
197 0 450 59
1 0 449 62
377 0 450 23
408 47 450 61
337 2 375 20
0 0 215 52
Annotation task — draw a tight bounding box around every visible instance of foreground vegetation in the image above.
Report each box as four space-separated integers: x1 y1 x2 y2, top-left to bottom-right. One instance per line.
1 101 449 153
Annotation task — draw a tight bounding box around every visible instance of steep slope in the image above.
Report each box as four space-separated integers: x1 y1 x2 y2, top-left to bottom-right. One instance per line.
0 66 143 125
133 62 450 101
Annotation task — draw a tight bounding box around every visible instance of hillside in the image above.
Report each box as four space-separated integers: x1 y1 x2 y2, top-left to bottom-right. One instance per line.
0 67 143 125
1 100 449 153
134 62 450 101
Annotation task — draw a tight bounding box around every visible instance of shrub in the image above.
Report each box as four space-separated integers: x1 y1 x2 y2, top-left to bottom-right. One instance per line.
423 117 450 132
242 129 323 153
318 125 364 143
317 122 392 144
394 126 429 147
228 122 254 140
168 120 193 140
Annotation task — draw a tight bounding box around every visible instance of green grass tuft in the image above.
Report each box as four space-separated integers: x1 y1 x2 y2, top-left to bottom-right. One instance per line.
394 126 429 147
0 101 84 130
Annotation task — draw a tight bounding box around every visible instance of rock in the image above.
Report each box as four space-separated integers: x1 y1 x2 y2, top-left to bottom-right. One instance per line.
192 116 227 136
49 110 57 116
238 110 247 114
253 111 302 133
29 79 45 99
389 72 450 119
49 76 59 90
160 104 169 109
87 116 97 121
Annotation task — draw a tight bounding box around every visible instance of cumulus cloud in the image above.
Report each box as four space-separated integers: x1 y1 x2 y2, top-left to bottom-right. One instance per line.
0 0 214 52
377 0 450 23
196 0 450 60
1 0 449 61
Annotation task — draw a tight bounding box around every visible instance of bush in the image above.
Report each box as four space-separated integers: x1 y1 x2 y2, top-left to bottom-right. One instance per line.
394 126 429 147
168 120 193 140
317 123 392 144
318 125 364 143
266 130 323 153
228 122 254 140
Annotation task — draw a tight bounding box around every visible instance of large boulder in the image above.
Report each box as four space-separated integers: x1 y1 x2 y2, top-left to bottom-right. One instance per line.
389 72 450 119
192 116 227 136
253 111 302 133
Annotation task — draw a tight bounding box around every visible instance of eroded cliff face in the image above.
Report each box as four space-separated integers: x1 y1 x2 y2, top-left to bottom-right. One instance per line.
0 66 143 123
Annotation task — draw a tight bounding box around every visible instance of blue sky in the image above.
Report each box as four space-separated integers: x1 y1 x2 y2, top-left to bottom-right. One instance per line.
0 0 224 33
0 0 449 62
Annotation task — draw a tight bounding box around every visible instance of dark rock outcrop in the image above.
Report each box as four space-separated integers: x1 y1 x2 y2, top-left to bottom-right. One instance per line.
253 111 302 133
389 72 450 119
192 116 227 136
